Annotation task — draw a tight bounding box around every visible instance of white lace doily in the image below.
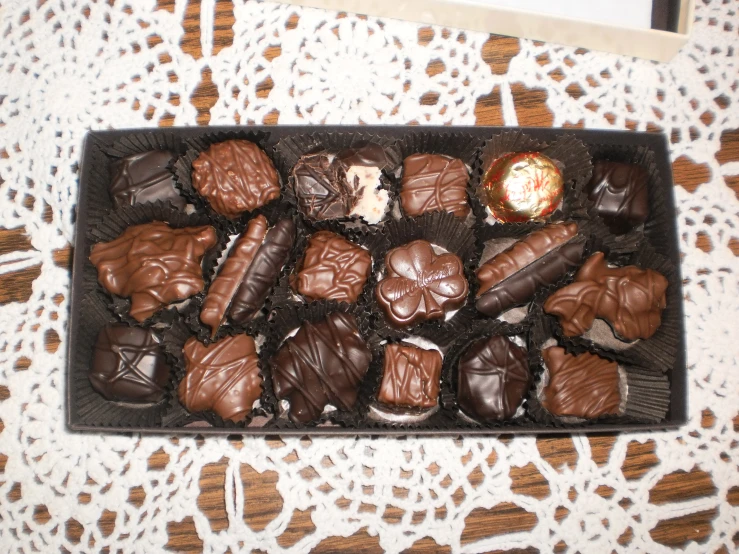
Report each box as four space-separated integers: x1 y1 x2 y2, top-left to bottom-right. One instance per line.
0 0 737 552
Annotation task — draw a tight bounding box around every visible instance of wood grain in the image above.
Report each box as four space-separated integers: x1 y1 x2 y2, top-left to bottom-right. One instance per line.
0 3 732 553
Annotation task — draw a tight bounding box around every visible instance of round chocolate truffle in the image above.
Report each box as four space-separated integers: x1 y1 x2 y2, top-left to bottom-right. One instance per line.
480 152 564 223
457 335 530 421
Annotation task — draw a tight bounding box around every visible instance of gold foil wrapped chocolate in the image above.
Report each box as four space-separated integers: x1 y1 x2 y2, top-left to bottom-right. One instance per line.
480 152 564 223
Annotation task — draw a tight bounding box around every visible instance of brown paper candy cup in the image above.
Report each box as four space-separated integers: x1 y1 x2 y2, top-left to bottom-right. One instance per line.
161 318 275 429
266 301 379 427
85 201 228 328
69 292 175 429
540 241 679 372
272 131 401 227
474 131 594 223
172 130 280 228
372 211 480 340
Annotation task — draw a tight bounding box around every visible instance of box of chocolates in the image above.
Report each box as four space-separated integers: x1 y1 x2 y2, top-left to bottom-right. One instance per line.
67 126 686 434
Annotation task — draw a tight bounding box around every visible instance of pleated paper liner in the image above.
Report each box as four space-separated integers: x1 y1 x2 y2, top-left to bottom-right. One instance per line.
84 132 189 220
541 241 680 372
271 218 390 312
473 131 594 224
161 317 277 430
85 201 229 328
435 318 537 431
586 143 672 257
172 130 280 229
266 301 380 428
182 211 303 344
393 131 486 226
526 302 670 426
271 132 402 228
371 211 480 341
70 291 175 429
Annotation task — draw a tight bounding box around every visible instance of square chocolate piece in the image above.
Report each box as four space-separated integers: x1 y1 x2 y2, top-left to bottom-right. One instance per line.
378 343 442 409
400 153 470 217
110 150 186 209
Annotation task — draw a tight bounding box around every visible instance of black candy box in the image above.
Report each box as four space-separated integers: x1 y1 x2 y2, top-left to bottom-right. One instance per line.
68 126 687 435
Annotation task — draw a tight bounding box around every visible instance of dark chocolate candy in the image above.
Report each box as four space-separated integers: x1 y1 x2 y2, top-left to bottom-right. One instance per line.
335 143 388 170
271 312 372 424
109 150 186 210
541 346 621 419
480 152 564 223
292 231 371 303
378 343 442 409
200 216 269 336
89 222 218 322
229 218 295 324
376 240 468 327
544 252 668 341
192 140 280 218
179 334 262 422
90 325 170 403
587 160 649 234
400 153 470 217
292 153 358 220
476 223 585 317
457 335 530 421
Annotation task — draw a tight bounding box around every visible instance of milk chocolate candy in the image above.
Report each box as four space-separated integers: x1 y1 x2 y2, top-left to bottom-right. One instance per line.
457 335 530 421
480 152 564 223
544 252 668 341
191 140 280 218
400 153 470 217
179 334 263 422
90 325 170 403
541 346 621 419
109 150 186 210
292 231 371 303
587 161 649 234
89 222 218 322
378 343 442 409
271 312 372 424
292 153 358 220
229 219 296 324
200 216 269 336
376 240 468 327
476 223 584 317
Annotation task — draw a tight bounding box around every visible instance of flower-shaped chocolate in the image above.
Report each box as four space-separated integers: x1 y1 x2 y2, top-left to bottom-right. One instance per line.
376 240 468 327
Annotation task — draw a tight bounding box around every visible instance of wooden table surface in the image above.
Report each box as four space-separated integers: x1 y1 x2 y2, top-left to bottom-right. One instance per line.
3 1 737 552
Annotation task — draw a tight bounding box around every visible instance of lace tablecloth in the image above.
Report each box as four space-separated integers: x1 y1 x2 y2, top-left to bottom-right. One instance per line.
0 1 737 552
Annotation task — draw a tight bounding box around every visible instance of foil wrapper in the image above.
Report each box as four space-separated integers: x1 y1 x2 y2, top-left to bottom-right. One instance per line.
481 152 564 223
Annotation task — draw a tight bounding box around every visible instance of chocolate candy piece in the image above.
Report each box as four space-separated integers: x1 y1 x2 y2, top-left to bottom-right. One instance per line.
480 152 564 223
179 334 262 422
292 153 358 220
200 216 269 336
376 240 468 327
476 223 584 317
336 143 388 170
457 335 530 421
192 140 280 218
541 346 621 418
544 252 668 341
90 325 170 403
400 154 470 217
110 150 186 210
90 222 218 322
271 312 372 424
292 231 371 303
230 219 295 324
378 343 442 409
588 161 649 234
